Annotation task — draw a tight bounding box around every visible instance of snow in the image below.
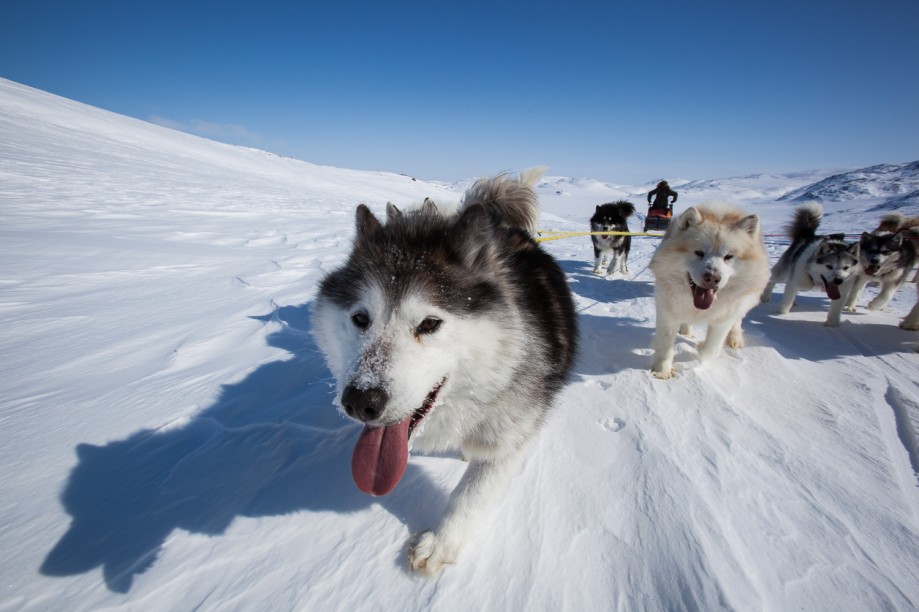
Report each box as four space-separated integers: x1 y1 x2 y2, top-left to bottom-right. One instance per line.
2 76 919 610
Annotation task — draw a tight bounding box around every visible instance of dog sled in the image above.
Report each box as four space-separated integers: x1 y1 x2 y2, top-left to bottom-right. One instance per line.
643 208 672 232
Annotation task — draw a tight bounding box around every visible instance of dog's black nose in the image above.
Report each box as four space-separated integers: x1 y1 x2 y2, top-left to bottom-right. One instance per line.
341 385 388 422
832 278 844 285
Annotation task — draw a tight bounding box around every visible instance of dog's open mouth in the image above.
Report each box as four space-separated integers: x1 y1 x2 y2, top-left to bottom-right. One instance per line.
688 274 716 310
351 379 445 497
821 276 842 300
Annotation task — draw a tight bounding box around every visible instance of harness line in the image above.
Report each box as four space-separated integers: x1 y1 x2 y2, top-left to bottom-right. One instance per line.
536 230 664 243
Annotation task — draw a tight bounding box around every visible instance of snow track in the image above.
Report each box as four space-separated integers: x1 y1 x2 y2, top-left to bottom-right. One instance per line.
2 77 918 610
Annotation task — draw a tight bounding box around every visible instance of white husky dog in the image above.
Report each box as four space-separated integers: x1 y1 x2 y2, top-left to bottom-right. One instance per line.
760 202 861 327
649 202 769 378
312 169 578 574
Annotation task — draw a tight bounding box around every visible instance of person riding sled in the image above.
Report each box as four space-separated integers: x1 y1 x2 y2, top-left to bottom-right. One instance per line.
645 180 678 231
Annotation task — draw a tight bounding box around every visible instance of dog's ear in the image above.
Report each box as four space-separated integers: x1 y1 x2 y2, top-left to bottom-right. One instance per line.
847 242 861 258
677 207 702 231
355 204 383 241
861 231 872 243
422 197 438 214
890 232 904 249
814 241 832 258
452 204 494 268
733 214 760 237
385 202 402 222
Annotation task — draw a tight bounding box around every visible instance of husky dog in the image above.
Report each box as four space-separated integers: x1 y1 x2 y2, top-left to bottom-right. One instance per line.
590 201 635 275
312 169 578 575
899 230 919 334
843 229 916 313
760 202 861 327
874 211 919 234
649 202 769 379
874 211 919 283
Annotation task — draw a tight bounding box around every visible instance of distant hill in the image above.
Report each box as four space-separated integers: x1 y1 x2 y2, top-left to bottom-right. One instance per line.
778 161 919 209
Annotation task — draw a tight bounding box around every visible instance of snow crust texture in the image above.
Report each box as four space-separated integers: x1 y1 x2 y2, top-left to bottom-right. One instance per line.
2 78 918 610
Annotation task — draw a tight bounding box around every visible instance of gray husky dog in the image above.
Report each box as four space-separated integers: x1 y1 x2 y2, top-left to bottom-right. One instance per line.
760 202 861 327
312 169 578 575
842 222 917 313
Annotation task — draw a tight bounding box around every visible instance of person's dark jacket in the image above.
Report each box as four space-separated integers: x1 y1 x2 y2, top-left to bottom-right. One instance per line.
647 185 678 213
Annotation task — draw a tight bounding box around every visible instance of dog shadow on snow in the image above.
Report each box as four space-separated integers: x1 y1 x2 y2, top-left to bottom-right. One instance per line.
748 294 919 361
40 304 450 594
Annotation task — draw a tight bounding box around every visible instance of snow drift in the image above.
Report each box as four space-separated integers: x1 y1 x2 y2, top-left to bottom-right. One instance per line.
2 77 918 610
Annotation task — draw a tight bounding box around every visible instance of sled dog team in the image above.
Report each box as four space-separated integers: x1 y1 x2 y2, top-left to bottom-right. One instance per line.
312 169 918 575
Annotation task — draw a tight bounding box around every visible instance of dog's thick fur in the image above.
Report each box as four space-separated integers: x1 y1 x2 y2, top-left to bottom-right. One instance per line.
590 201 635 275
874 211 919 234
649 202 769 378
760 202 861 327
899 229 919 333
312 169 578 575
843 228 917 313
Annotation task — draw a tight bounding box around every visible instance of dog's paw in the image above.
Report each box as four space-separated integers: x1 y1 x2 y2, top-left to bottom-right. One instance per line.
759 293 770 303
408 531 457 576
843 305 857 313
867 300 885 311
651 368 674 380
725 332 744 349
899 321 919 331
823 319 840 328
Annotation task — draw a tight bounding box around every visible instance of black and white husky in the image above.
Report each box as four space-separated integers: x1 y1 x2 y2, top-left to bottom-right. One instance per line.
312 169 578 575
590 201 635 275
842 228 916 313
760 202 861 327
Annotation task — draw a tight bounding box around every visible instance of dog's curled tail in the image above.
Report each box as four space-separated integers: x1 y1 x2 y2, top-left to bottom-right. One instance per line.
461 167 547 236
876 211 905 233
785 201 823 241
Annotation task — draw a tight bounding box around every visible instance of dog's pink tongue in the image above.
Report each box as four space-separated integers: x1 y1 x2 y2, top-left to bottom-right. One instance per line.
825 282 842 300
692 285 716 310
352 417 411 496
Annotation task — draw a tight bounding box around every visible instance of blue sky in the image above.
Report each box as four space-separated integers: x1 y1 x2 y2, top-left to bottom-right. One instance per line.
2 0 917 184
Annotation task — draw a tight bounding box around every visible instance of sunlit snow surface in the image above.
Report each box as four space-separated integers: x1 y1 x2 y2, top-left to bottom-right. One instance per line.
2 78 918 610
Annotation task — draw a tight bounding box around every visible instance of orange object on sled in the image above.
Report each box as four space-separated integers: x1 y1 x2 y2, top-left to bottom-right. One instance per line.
643 208 672 232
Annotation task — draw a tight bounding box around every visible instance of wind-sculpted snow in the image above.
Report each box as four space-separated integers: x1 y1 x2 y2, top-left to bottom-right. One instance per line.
2 77 919 610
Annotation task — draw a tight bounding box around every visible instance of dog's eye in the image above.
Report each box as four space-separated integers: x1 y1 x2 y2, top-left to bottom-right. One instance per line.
825 264 833 270
694 250 704 258
843 266 850 271
351 311 370 329
416 317 442 336
723 254 734 261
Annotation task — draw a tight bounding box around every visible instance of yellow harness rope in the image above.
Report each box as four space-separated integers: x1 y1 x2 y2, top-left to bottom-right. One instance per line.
535 230 665 243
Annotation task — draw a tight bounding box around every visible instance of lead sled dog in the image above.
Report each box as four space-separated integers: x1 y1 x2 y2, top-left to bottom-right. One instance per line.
649 202 769 378
312 169 578 575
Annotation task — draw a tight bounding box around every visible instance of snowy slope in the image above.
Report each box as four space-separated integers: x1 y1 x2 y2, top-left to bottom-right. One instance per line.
2 77 919 611
779 161 919 208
